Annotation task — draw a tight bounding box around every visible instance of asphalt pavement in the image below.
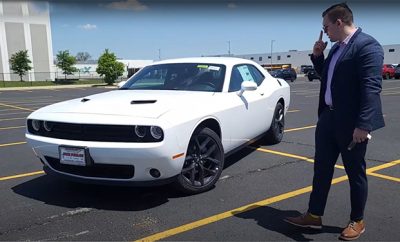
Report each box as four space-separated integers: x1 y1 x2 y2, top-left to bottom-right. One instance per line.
0 77 399 241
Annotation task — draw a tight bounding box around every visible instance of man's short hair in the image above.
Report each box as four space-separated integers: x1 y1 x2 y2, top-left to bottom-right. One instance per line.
322 2 353 25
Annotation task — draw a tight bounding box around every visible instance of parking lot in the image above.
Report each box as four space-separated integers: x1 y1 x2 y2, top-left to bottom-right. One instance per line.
0 77 399 241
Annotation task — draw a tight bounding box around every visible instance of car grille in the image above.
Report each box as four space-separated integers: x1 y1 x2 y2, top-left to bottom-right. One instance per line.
45 156 135 179
27 121 155 142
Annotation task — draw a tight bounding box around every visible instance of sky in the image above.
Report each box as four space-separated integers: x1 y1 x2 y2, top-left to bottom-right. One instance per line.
48 0 400 61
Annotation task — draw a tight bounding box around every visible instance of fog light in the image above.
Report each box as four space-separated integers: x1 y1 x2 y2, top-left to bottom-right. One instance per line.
149 168 161 178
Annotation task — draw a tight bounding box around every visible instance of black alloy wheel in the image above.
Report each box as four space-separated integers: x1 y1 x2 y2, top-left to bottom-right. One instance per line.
175 127 224 194
265 102 285 144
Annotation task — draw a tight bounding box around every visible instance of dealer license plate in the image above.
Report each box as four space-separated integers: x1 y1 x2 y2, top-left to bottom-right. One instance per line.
59 146 87 166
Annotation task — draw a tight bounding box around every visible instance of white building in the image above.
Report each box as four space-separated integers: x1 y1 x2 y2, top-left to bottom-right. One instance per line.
0 1 54 81
234 44 400 72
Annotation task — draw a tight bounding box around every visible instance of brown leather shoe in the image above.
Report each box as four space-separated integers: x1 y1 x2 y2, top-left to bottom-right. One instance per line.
339 221 365 241
284 212 322 229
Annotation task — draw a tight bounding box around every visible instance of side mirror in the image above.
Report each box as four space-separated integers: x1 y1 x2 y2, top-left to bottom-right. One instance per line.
117 80 127 88
237 80 257 96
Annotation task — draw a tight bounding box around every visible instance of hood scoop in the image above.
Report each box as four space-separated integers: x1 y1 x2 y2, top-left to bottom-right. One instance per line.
130 100 157 104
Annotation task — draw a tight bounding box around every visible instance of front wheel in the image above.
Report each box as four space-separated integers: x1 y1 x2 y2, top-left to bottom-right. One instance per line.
175 127 224 194
265 102 285 144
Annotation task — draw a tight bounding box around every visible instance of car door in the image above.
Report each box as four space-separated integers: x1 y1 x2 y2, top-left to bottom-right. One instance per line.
217 64 269 151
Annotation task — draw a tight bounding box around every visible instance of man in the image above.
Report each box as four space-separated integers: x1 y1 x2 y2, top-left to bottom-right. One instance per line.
285 3 384 241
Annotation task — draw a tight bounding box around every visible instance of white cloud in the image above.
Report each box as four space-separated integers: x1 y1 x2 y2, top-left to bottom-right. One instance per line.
78 24 97 30
106 0 148 11
227 3 238 9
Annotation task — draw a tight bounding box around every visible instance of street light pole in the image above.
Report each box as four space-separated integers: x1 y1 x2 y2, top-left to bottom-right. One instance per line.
158 49 161 60
270 40 275 70
227 41 231 56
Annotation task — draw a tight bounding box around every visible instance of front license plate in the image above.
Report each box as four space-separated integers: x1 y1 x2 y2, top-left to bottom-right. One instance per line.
59 146 87 166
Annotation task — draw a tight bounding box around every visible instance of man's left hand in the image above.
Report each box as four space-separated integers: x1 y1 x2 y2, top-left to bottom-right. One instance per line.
353 128 369 143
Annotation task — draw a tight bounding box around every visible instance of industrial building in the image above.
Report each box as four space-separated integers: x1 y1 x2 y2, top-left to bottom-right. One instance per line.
0 1 54 81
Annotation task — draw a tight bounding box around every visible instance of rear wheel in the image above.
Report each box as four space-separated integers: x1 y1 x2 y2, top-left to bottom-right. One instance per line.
175 127 224 194
265 102 285 144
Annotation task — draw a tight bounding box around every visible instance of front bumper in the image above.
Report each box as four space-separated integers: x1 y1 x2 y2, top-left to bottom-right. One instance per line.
26 133 186 183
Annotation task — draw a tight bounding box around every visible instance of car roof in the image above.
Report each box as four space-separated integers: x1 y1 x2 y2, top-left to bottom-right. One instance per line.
152 57 258 66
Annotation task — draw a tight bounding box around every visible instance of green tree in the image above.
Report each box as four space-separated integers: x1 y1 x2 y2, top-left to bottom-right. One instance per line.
9 50 32 81
96 49 125 85
56 50 78 80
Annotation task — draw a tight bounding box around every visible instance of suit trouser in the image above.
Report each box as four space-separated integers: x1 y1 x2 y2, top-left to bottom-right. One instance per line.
308 108 368 221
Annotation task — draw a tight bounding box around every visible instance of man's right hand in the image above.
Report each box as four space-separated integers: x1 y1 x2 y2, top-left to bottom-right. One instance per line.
313 31 328 57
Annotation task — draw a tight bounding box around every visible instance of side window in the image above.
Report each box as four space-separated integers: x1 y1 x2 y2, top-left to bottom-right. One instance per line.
229 64 265 92
229 67 244 92
247 65 265 86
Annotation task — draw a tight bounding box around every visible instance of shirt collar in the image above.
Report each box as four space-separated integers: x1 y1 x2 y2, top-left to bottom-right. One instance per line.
341 27 358 45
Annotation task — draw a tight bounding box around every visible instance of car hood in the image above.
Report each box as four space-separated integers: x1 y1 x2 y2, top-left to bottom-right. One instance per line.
33 90 215 119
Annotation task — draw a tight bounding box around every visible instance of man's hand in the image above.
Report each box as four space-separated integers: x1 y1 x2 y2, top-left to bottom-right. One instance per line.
353 128 370 143
313 31 328 57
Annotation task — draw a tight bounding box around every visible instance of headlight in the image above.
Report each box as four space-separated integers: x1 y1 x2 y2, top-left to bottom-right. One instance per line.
43 121 53 132
150 126 163 140
32 120 41 131
134 125 146 138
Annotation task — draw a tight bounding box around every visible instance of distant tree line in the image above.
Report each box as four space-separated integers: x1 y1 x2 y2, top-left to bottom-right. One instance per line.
8 49 124 85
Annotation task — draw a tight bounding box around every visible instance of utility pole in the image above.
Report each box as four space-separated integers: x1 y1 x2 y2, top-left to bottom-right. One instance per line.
227 41 231 56
158 49 161 60
270 40 275 70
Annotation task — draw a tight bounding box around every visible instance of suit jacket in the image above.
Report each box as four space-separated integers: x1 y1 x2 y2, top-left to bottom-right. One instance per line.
311 28 385 133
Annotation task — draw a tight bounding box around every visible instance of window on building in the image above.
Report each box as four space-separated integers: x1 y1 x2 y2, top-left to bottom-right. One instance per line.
277 55 281 61
268 56 271 59
389 49 395 52
259 57 262 61
250 57 254 60
287 55 291 58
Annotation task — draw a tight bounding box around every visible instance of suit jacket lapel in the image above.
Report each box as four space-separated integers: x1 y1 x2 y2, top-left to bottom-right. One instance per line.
333 28 362 74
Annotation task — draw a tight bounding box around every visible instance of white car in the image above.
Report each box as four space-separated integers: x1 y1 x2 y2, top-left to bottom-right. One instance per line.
26 57 290 194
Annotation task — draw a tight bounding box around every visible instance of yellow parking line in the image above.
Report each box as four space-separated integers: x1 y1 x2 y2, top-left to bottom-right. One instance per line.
0 102 34 111
0 170 44 181
136 174 349 242
285 125 316 132
287 109 300 113
367 172 400 183
0 117 26 122
255 147 345 169
136 158 399 241
0 111 30 116
0 141 27 147
0 126 25 130
366 159 400 172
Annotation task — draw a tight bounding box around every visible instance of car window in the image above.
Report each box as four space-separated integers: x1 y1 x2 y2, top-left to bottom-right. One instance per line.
122 63 226 92
247 65 265 86
229 64 264 92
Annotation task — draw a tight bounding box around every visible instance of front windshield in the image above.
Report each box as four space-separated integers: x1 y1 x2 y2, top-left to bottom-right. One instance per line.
121 63 226 92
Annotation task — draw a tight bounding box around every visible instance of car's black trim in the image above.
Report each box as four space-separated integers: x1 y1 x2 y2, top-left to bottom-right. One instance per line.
43 165 177 187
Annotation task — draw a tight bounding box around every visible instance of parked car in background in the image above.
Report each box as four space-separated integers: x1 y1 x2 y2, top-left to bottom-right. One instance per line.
306 68 321 82
269 68 297 82
26 57 290 194
301 65 313 74
394 64 400 79
382 64 395 79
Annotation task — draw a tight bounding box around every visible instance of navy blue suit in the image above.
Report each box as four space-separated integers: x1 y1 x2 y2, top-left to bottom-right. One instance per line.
308 28 385 221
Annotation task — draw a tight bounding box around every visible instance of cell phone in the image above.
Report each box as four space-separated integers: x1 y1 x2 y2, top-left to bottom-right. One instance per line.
347 134 372 151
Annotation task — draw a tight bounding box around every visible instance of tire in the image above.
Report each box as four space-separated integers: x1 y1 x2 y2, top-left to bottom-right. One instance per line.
265 102 285 145
175 127 224 194
385 73 390 80
308 77 313 82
